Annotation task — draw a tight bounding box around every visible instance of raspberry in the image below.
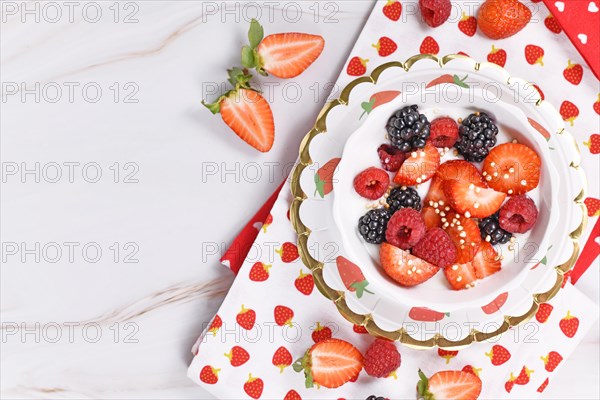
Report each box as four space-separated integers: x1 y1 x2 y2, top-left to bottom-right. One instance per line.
499 195 538 233
363 339 401 378
378 144 406 172
412 227 457 268
353 167 390 200
385 208 426 250
419 0 451 28
429 117 459 148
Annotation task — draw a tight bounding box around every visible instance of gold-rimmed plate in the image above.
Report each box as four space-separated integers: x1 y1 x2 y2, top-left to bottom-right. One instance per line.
290 55 586 349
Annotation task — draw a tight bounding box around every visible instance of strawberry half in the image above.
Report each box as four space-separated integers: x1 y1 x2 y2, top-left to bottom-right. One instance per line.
203 69 275 152
393 142 440 186
242 19 325 79
482 143 541 195
472 242 501 279
425 160 485 205
442 211 481 263
443 179 506 219
417 369 482 400
293 339 363 388
380 242 440 287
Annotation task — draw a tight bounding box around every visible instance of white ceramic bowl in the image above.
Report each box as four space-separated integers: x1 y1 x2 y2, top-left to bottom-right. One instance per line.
333 89 560 312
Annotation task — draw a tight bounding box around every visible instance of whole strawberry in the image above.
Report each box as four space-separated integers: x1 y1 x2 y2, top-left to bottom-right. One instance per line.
478 0 531 39
364 339 401 378
419 0 451 28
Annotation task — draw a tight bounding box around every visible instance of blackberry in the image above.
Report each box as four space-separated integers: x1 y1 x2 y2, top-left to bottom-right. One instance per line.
455 112 499 162
366 397 386 400
358 208 391 244
386 186 422 213
386 105 431 152
479 213 512 245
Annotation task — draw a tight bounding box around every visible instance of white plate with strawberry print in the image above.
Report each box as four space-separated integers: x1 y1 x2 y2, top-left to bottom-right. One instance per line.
291 55 586 348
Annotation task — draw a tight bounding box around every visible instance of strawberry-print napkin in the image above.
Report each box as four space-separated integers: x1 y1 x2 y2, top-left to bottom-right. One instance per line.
190 0 599 398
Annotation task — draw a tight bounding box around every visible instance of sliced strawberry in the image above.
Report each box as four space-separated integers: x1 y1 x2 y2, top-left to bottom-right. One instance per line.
482 143 541 195
208 88 274 152
418 369 482 400
293 339 363 389
256 33 325 78
425 160 485 205
472 242 501 279
442 211 481 263
393 142 440 186
444 262 477 290
443 179 506 219
422 206 442 229
379 243 440 287
425 174 447 205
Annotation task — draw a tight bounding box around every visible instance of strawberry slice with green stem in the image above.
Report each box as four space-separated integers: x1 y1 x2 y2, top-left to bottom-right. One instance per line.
293 339 363 389
202 68 275 152
242 19 325 79
336 256 373 297
426 74 470 89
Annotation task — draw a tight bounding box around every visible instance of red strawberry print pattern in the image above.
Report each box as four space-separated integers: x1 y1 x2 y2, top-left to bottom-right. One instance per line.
544 15 561 33
383 0 402 21
294 269 314 295
272 346 293 372
584 134 600 155
563 60 583 85
560 100 579 126
594 94 600 115
420 36 439 55
200 365 220 384
487 45 507 67
559 311 579 337
458 13 477 37
243 373 264 399
347 56 368 76
312 322 333 343
236 305 256 330
372 36 397 57
276 242 299 263
514 366 533 385
208 314 222 336
535 303 553 323
438 348 458 364
262 213 273 233
225 346 250 367
249 262 271 282
462 365 481 377
274 305 294 327
584 197 600 217
486 344 511 365
537 378 549 393
284 389 302 400
541 351 563 372
525 45 544 66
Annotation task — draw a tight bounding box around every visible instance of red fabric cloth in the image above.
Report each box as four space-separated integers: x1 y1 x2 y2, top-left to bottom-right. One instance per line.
543 0 600 79
219 181 284 274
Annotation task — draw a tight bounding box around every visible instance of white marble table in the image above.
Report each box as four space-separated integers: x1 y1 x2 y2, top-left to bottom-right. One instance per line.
1 1 598 398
